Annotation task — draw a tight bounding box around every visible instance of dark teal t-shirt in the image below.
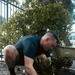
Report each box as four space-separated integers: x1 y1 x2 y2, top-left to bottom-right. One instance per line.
14 36 50 59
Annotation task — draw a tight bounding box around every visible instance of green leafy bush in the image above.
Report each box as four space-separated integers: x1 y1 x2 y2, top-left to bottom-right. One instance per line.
33 57 73 75
0 3 71 49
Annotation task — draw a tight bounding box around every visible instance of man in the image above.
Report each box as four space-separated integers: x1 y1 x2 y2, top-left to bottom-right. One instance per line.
4 30 60 75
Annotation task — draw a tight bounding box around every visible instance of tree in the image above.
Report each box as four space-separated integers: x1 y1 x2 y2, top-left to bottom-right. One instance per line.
0 3 71 49
22 0 73 13
57 0 73 13
25 3 72 37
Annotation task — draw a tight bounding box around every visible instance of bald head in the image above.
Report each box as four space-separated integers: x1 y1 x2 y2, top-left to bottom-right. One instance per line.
40 31 59 51
43 31 60 44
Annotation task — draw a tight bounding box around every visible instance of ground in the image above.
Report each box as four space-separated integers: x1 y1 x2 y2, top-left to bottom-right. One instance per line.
0 60 75 75
0 62 27 75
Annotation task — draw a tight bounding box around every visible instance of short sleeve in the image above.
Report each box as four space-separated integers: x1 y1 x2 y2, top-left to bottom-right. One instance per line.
23 39 37 59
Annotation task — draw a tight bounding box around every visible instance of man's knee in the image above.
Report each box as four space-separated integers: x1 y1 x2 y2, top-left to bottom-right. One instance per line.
4 45 18 62
4 45 15 56
4 45 18 68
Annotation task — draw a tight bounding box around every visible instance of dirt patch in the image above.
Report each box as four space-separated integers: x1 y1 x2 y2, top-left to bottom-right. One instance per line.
0 62 27 75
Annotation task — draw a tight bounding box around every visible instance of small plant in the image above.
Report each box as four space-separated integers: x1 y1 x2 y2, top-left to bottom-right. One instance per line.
33 57 73 75
33 58 53 75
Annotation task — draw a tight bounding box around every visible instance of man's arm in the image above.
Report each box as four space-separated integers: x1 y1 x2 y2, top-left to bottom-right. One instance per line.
24 56 38 75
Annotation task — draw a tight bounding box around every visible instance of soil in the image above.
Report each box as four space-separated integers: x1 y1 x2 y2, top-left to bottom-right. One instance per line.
1 61 75 75
0 61 27 75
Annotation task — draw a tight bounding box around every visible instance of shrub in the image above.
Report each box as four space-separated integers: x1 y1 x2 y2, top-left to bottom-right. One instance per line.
33 57 73 75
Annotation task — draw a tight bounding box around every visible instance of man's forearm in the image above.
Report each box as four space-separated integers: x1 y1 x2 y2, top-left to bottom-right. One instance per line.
25 66 38 75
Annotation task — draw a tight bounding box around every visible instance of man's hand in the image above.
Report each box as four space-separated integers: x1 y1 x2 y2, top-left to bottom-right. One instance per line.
38 54 51 64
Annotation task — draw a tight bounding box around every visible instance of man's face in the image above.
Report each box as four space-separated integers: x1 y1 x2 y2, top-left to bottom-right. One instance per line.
43 36 57 51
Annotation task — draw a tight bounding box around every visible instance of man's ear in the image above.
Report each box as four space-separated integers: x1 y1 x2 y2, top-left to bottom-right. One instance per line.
46 37 50 41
